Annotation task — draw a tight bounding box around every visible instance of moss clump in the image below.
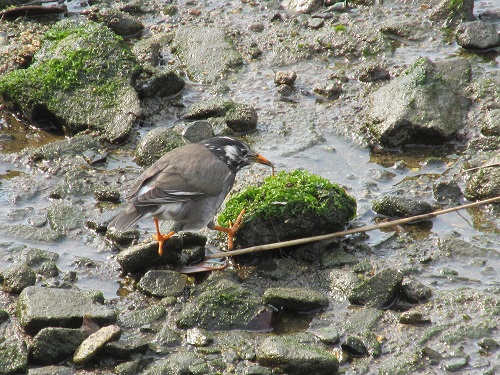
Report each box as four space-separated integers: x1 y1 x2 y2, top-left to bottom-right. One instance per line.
220 170 356 225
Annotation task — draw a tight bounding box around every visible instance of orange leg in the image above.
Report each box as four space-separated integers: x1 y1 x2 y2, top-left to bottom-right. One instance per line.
153 218 175 256
213 209 245 250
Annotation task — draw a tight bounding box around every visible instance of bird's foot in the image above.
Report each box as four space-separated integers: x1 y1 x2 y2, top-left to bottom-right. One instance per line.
214 209 245 250
153 231 175 256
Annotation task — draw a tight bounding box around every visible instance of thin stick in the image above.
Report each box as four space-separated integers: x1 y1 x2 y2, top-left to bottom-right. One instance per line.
205 195 500 260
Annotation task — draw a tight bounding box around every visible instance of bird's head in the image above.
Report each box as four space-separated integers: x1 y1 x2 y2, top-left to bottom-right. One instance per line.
201 136 274 172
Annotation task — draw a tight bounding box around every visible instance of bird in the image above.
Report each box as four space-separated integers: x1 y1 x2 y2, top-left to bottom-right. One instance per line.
108 136 274 256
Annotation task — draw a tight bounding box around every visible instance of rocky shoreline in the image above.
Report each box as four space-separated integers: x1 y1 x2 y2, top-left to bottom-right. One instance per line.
0 0 499 374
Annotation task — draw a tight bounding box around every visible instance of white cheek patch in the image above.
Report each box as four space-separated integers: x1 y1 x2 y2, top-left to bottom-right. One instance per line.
224 145 240 161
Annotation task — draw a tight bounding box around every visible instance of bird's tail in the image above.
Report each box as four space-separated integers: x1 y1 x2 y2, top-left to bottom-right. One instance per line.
108 205 144 231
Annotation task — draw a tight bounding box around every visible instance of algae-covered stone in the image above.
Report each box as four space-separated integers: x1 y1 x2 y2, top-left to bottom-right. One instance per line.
137 270 187 298
256 335 339 375
29 327 84 365
464 155 500 200
0 19 141 143
218 170 357 248
366 57 471 147
118 305 166 328
348 268 403 309
0 322 28 374
176 278 268 330
372 195 433 218
2 264 36 294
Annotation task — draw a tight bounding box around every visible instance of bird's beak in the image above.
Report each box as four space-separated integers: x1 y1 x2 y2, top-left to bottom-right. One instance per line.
252 153 274 168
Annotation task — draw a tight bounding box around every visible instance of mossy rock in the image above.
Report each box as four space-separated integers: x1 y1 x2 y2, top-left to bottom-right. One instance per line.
0 19 141 143
218 170 357 248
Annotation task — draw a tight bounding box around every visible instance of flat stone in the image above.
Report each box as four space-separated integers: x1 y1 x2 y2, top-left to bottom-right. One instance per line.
256 335 339 375
16 286 116 335
137 270 187 298
73 325 121 365
262 287 329 312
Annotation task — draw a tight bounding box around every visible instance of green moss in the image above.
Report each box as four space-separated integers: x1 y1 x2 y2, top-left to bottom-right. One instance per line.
334 24 347 32
218 170 356 226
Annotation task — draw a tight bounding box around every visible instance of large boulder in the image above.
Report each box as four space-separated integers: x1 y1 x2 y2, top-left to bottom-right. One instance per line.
0 19 141 143
366 57 471 148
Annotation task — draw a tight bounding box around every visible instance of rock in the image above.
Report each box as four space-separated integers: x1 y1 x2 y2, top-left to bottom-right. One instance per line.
182 98 234 120
118 305 166 328
181 121 215 143
115 238 183 273
328 269 361 301
456 21 500 50
172 26 242 84
104 336 150 359
0 322 28 374
135 69 185 99
176 278 269 330
16 286 116 335
348 268 403 309
2 264 36 293
481 108 500 136
134 127 184 167
308 17 324 29
73 325 121 365
93 185 121 203
429 0 474 26
242 365 272 375
401 277 432 303
432 180 463 203
477 337 500 351
46 203 85 233
311 326 340 344
313 82 343 100
219 170 356 248
366 57 471 148
185 327 213 347
357 64 390 82
137 270 187 298
143 352 207 375
256 335 339 375
443 356 468 372
27 366 75 375
274 71 297 85
281 0 323 14
372 195 433 218
86 7 144 37
0 19 141 143
29 327 84 365
154 326 182 347
262 287 329 311
341 335 368 357
464 155 500 200
399 311 431 324
225 103 258 133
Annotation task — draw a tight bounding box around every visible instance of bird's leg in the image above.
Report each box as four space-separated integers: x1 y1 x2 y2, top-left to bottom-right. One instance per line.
153 218 175 256
213 209 245 250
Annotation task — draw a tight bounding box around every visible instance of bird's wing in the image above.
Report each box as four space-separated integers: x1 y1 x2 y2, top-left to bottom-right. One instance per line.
126 145 234 206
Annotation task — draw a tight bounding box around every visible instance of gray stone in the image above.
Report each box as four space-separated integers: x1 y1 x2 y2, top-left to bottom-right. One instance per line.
134 127 184 167
118 305 166 328
401 277 432 303
225 103 258 133
443 356 468 371
181 121 215 143
143 351 208 374
262 287 329 311
256 335 339 375
2 264 36 293
367 57 471 147
29 327 84 365
372 195 433 218
348 268 403 309
399 311 431 325
104 336 150 359
73 325 121 365
154 326 182 347
16 286 116 335
14 248 59 267
457 21 500 50
136 69 185 99
172 26 242 84
138 270 187 298
433 180 463 203
46 203 85 233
